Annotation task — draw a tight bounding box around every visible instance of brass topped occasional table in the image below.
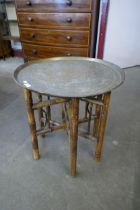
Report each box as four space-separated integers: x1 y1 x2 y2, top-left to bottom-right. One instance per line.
14 57 124 176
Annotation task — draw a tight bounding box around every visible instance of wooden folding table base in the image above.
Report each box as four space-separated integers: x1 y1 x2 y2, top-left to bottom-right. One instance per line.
24 88 111 176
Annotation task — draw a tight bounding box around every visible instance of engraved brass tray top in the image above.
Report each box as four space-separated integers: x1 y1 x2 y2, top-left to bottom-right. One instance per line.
14 57 125 98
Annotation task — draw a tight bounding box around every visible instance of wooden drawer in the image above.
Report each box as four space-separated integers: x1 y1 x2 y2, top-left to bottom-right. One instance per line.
16 0 92 12
18 13 91 29
22 43 89 58
20 28 90 47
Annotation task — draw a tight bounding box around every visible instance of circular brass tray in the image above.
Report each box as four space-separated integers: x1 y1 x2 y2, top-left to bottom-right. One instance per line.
14 57 125 98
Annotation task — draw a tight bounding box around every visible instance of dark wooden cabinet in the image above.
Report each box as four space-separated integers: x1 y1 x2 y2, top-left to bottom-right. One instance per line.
0 1 11 58
15 0 100 60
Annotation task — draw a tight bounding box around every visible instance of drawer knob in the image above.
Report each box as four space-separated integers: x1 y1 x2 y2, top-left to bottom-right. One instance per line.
66 36 72 41
32 49 37 55
30 33 35 38
28 17 33 22
66 17 72 23
66 0 72 6
67 53 72 56
26 1 32 6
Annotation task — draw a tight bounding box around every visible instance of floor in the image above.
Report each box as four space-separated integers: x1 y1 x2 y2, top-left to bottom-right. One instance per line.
0 57 140 210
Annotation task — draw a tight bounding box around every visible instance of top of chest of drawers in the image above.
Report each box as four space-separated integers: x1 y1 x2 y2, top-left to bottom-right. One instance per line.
15 0 93 13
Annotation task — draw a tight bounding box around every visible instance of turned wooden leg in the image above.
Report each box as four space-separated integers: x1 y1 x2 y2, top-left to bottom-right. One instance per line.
93 95 103 137
69 98 79 176
24 88 40 160
95 92 111 161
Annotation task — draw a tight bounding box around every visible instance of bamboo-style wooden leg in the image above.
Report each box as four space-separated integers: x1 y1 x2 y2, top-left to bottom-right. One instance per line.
69 98 79 176
37 93 44 129
93 95 102 137
24 88 40 160
62 104 65 123
85 102 89 118
47 96 51 129
95 92 111 161
88 104 93 134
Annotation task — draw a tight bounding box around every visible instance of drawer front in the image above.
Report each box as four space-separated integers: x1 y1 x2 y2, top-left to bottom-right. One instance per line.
20 28 90 47
22 43 89 58
16 0 92 12
18 13 91 29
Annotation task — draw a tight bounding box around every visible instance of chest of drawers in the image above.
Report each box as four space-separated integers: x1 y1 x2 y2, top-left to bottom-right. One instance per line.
15 0 100 60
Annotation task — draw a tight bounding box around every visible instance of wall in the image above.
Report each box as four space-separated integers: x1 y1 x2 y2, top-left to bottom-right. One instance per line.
103 0 140 68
